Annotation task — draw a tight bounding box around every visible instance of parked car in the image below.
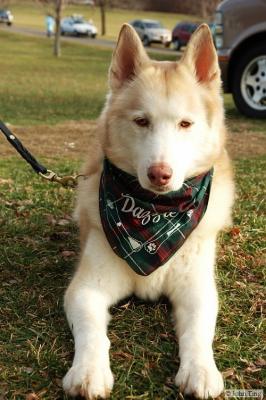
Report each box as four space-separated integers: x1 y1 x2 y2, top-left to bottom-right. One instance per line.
130 19 171 47
215 0 266 118
171 22 199 50
61 15 97 37
172 21 216 51
0 9 14 26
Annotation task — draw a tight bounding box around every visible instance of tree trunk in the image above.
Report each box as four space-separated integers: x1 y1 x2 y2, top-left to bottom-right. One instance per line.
99 0 106 36
54 0 63 57
200 0 208 18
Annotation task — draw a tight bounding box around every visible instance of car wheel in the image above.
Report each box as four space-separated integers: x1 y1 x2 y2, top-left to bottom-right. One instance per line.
143 35 150 47
164 42 171 48
173 39 180 51
91 33 96 39
232 43 266 118
7 22 12 26
61 30 65 36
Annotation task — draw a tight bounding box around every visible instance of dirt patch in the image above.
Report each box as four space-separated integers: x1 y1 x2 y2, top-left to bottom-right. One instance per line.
0 120 265 162
0 121 96 162
227 130 266 159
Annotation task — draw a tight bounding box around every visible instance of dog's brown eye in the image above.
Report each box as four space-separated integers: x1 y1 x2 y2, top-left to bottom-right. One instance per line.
134 117 150 128
180 120 192 128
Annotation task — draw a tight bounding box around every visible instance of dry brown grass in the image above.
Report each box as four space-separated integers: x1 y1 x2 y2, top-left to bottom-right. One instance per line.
1 120 265 165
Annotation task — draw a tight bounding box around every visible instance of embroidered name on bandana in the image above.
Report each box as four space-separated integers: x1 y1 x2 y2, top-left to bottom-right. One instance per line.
99 159 213 276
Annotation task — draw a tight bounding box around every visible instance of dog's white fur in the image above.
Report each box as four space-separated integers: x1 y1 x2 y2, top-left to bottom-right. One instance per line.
63 24 234 399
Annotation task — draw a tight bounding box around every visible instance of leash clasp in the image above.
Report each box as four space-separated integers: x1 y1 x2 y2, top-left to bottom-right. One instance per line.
39 170 84 188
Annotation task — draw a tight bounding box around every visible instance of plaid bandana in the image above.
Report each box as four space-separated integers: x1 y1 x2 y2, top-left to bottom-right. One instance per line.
99 159 213 276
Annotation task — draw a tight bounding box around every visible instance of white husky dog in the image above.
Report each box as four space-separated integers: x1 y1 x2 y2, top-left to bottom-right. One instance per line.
63 23 234 399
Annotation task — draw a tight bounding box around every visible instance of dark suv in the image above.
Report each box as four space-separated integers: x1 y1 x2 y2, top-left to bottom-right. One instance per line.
215 0 266 118
171 22 199 50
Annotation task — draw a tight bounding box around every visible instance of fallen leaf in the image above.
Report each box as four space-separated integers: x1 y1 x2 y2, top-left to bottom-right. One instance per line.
22 367 33 374
230 227 241 236
141 368 148 377
0 178 13 184
49 231 71 241
112 351 133 360
61 250 76 258
64 141 76 149
45 214 56 225
235 281 246 288
15 207 30 217
244 366 261 373
8 279 18 284
165 377 174 385
144 361 157 369
160 332 175 339
222 368 235 378
120 300 132 309
255 358 266 367
54 378 62 387
57 218 70 226
26 394 39 400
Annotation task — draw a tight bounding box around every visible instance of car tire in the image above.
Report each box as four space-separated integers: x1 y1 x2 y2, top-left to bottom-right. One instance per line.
7 22 12 26
143 35 150 47
91 33 96 39
61 30 65 36
232 42 266 118
173 38 180 51
164 42 171 48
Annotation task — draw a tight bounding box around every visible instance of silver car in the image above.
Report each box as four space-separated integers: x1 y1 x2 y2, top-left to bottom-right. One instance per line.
61 15 97 37
130 19 171 47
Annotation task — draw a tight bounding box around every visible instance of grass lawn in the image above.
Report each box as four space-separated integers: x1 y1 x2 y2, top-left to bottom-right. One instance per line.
0 30 179 125
7 0 202 40
0 155 264 399
0 29 265 131
0 30 110 125
0 30 265 399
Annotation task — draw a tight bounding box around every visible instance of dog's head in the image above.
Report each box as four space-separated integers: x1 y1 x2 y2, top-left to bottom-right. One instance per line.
101 23 225 194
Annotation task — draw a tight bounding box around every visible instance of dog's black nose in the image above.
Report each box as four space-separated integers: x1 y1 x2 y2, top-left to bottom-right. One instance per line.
147 163 173 186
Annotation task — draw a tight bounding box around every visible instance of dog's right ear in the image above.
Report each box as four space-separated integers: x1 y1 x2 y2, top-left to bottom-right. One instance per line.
109 24 150 91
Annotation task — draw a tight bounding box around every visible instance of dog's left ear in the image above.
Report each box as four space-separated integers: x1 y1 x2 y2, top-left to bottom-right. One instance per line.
109 23 150 91
182 24 220 85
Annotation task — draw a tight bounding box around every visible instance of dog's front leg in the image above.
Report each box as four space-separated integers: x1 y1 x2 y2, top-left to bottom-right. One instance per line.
169 237 224 399
63 230 133 399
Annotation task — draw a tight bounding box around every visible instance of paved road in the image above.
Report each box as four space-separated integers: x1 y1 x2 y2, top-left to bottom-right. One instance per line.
0 25 182 57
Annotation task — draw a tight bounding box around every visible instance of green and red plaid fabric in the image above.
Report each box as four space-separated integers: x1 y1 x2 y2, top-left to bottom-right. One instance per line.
99 159 213 276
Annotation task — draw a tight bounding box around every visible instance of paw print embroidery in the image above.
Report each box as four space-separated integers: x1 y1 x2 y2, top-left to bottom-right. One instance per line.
187 210 193 218
146 242 157 254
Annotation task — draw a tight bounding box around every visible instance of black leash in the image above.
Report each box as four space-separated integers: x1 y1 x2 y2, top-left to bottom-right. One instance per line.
0 120 84 188
0 120 48 174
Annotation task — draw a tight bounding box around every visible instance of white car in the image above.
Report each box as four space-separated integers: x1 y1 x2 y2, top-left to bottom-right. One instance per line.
0 9 14 26
61 16 97 37
130 19 171 47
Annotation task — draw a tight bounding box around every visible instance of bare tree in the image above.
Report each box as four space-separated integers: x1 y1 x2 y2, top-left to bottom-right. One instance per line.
200 1 208 19
98 0 106 36
38 0 65 57
54 0 64 56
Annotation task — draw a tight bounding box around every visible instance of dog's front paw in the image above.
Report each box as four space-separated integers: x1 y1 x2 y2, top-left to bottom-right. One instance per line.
63 362 114 399
175 360 224 399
